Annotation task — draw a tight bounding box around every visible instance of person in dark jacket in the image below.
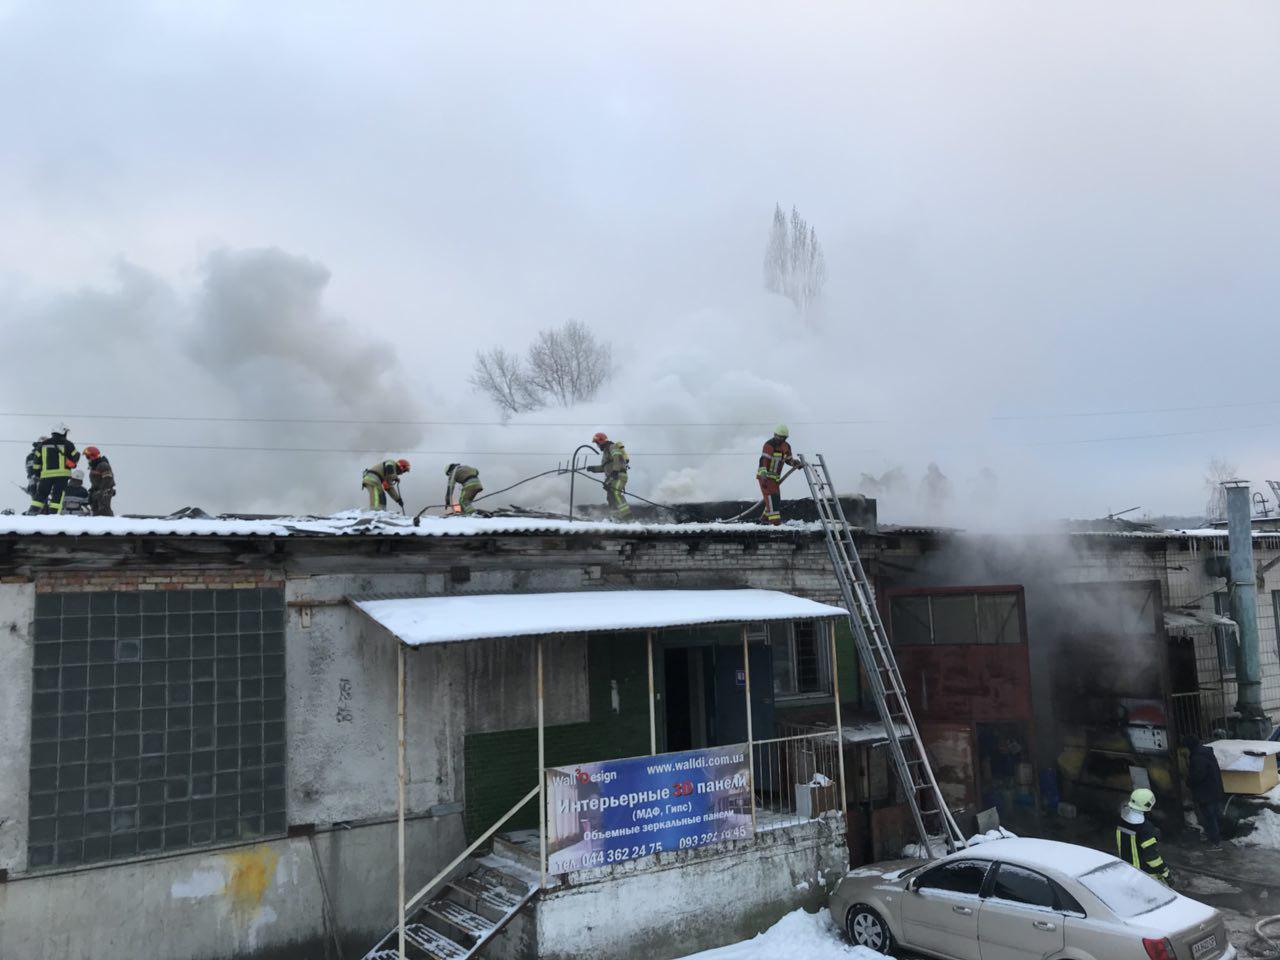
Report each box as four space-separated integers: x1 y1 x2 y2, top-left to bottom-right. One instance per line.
62 470 91 515
24 437 46 504
1184 735 1225 847
84 446 116 516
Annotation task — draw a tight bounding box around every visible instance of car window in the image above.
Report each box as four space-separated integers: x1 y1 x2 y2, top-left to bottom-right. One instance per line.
1054 883 1086 917
989 864 1056 909
1078 861 1176 917
915 860 989 896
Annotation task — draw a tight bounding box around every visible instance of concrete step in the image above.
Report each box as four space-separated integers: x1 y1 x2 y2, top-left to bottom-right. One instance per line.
491 830 542 873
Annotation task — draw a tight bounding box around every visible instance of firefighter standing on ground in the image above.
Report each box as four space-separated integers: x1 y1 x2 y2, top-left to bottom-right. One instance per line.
84 446 116 516
362 458 410 511
27 425 79 515
1115 788 1171 884
444 463 483 515
586 432 630 520
757 425 799 525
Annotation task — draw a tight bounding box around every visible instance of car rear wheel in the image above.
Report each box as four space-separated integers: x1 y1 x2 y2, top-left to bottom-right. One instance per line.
846 903 894 953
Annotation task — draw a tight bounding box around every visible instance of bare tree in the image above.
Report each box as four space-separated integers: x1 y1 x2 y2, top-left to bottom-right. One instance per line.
1204 457 1238 521
469 347 538 417
471 320 612 413
763 204 789 298
525 319 611 407
762 203 827 313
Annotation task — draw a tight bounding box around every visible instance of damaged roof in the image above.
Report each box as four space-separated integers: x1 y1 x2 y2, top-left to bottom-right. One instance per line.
0 511 825 539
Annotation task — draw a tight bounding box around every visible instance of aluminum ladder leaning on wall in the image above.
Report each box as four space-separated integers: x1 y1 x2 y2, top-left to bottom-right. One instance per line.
800 453 966 857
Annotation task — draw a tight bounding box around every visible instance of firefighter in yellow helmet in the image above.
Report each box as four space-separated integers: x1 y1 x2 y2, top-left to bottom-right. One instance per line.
363 458 410 512
1115 788 1170 883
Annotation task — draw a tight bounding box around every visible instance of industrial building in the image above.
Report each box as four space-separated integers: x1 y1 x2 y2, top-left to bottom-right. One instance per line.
2 489 1278 960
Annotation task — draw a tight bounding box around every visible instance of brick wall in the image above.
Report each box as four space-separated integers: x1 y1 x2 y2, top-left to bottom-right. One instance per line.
36 569 284 593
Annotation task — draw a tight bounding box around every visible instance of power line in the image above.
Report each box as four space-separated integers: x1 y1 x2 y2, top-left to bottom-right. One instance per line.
0 439 751 456
0 411 890 428
3 396 1279 427
3 418 1279 456
993 399 1280 420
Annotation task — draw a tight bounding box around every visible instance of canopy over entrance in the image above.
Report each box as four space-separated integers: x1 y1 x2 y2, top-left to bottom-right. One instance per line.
353 588 847 646
361 587 851 959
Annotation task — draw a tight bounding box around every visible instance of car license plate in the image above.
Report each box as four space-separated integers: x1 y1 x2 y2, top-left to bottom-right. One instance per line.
1192 934 1218 959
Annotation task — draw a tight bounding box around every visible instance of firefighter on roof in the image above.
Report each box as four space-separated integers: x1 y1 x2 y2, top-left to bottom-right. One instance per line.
757 425 799 525
27 424 79 515
586 432 630 520
24 437 46 505
445 463 483 515
1115 788 1170 884
363 458 410 512
84 446 116 516
62 470 91 515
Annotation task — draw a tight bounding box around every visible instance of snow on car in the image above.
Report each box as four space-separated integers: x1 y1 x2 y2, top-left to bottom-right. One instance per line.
830 837 1235 960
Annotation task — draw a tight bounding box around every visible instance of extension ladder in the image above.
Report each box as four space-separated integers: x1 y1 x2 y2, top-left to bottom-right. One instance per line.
800 453 966 857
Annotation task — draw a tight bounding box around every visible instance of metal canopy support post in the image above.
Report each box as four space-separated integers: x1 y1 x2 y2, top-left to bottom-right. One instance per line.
396 643 407 960
537 636 547 889
741 625 756 833
829 619 848 814
647 631 657 755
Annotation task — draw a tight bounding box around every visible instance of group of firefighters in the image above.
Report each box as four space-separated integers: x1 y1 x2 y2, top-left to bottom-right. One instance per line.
22 424 115 516
366 425 799 522
20 422 799 523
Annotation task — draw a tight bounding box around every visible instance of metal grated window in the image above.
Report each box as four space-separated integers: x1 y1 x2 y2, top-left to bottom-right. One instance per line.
28 588 287 868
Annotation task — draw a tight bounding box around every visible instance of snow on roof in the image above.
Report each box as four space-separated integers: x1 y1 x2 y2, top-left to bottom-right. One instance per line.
0 511 813 539
1163 610 1238 633
958 837 1113 876
353 589 848 646
840 719 910 744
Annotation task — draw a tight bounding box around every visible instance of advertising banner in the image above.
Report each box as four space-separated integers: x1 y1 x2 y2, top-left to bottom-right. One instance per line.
543 743 752 875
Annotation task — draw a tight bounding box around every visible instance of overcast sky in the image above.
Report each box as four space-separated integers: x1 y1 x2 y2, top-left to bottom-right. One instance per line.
2 1 1279 524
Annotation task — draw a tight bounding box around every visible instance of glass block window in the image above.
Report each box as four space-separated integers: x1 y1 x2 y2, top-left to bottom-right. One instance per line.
28 587 286 868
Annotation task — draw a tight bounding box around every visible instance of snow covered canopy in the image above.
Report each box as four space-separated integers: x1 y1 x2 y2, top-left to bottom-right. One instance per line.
353 589 848 647
1163 609 1238 633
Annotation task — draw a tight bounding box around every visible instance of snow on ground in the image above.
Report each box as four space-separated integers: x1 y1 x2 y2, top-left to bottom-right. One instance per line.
672 910 887 960
1178 874 1242 897
1233 782 1280 850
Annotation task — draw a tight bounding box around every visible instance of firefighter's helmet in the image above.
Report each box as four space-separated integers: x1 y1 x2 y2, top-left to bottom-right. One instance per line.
1128 788 1156 812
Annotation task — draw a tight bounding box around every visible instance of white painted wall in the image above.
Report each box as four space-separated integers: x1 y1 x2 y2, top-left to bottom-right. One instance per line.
0 815 463 960
0 581 34 873
532 817 847 960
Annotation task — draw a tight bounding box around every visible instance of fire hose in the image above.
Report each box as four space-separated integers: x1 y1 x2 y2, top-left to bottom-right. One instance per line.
1252 916 1280 959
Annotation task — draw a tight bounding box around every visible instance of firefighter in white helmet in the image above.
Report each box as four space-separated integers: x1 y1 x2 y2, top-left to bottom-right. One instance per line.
1115 788 1170 883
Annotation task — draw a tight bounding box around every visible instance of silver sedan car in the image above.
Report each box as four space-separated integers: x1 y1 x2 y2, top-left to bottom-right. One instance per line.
830 837 1235 960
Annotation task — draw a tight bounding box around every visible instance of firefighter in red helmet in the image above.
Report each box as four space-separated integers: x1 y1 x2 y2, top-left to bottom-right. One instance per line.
363 458 410 512
586 432 631 520
84 446 116 516
757 425 799 525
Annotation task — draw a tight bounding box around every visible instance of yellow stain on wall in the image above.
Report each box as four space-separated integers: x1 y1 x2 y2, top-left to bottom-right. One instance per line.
222 847 279 920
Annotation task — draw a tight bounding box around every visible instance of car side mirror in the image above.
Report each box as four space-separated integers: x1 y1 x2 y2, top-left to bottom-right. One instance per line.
906 878 917 893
